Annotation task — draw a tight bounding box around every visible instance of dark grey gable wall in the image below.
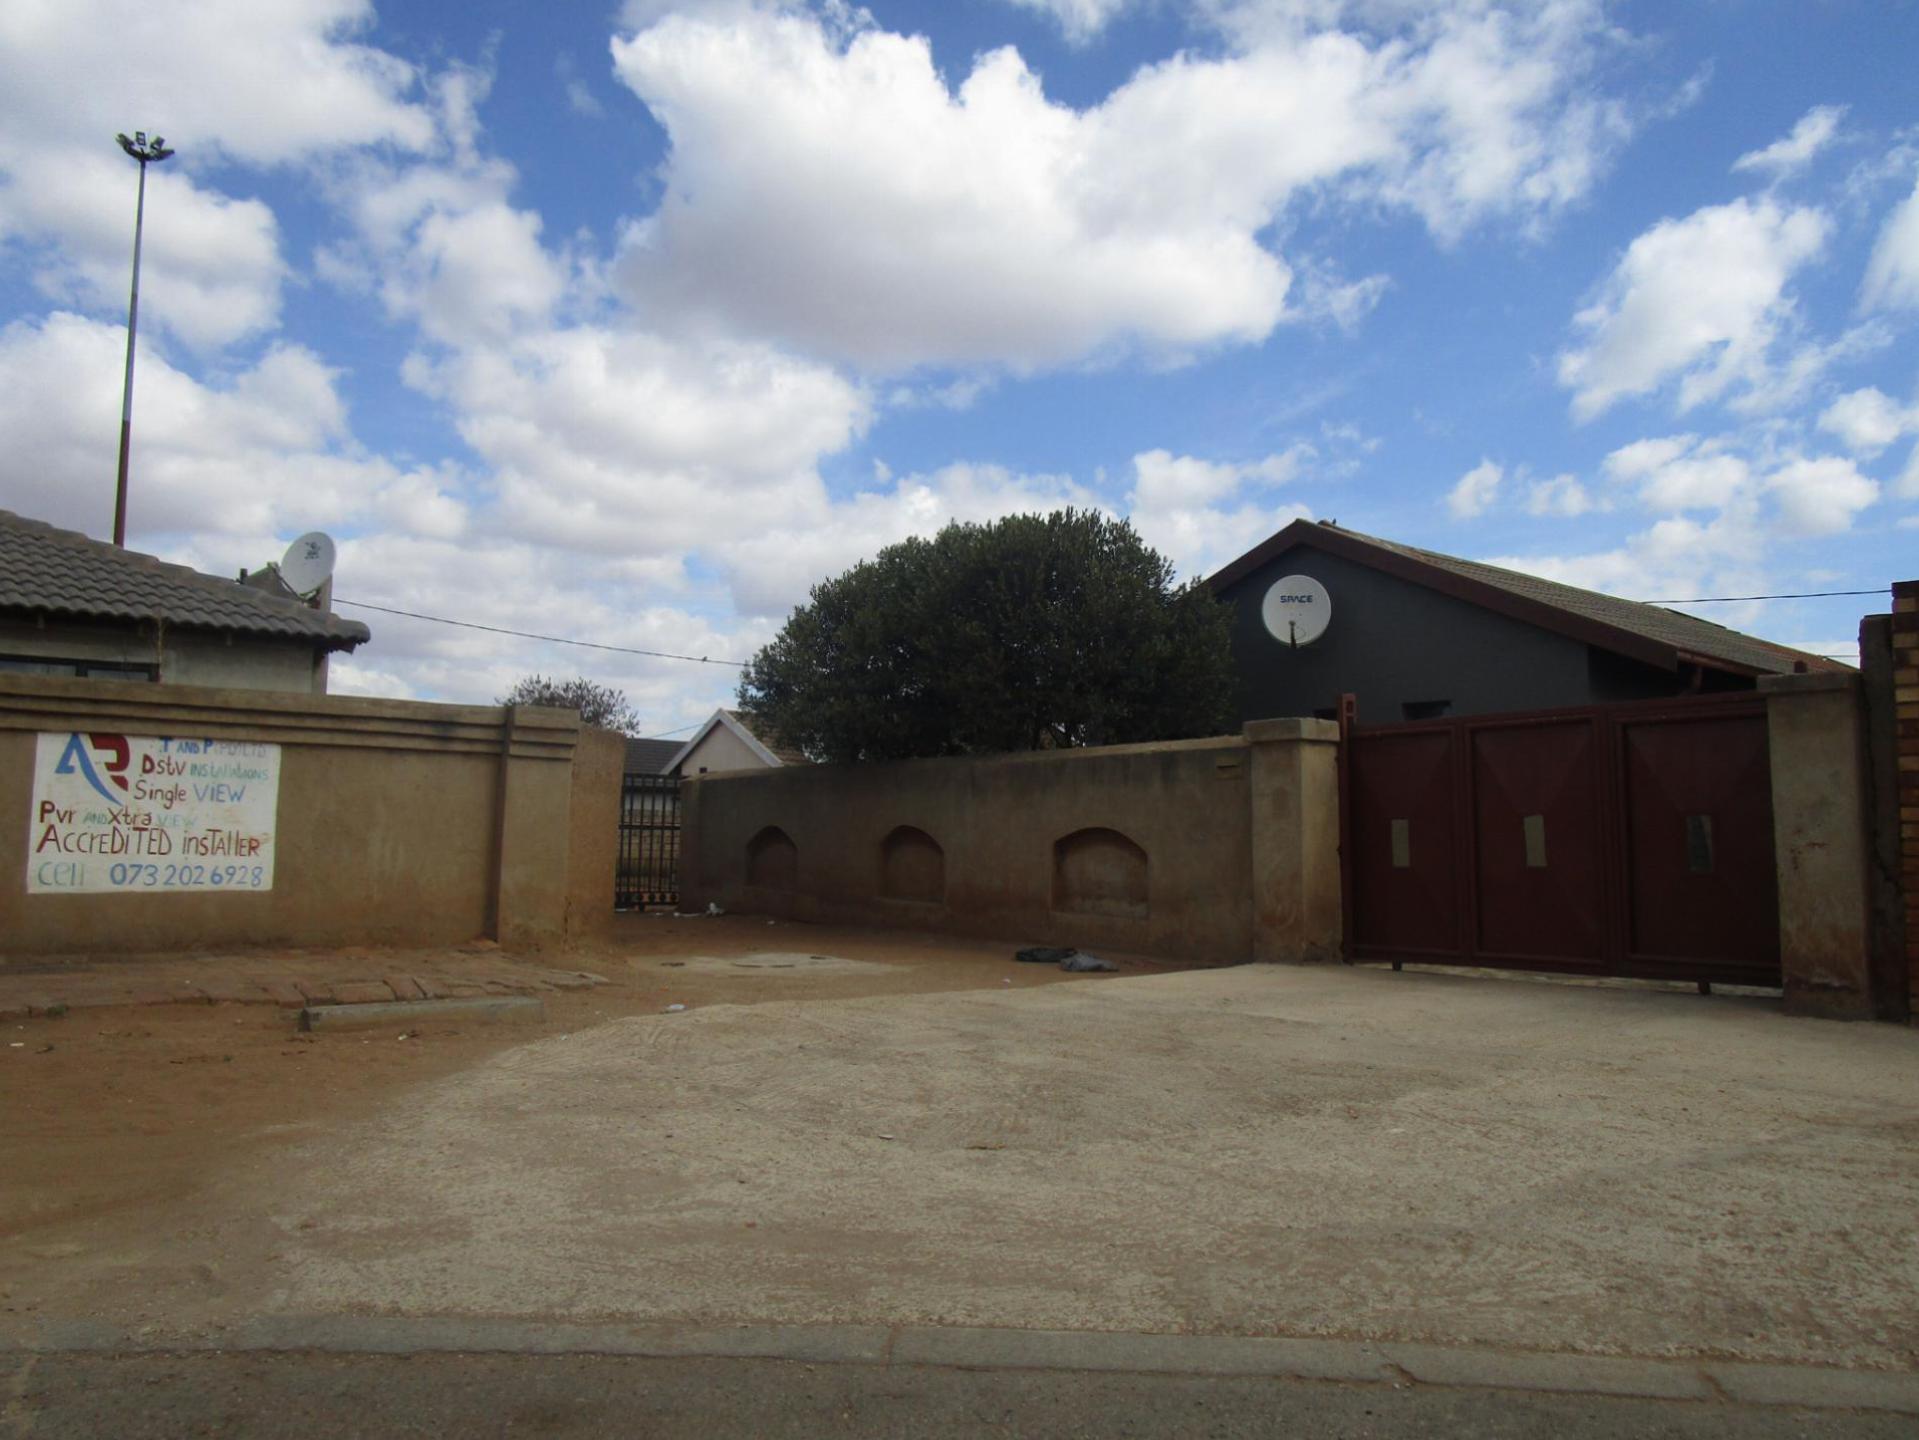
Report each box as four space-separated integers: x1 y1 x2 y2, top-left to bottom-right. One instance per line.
1216 546 1686 725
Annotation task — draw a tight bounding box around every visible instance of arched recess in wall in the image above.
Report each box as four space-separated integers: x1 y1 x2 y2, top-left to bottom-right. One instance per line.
879 825 945 904
745 826 798 889
1052 827 1149 919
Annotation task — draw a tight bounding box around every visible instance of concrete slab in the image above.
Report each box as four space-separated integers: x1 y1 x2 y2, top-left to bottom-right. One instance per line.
297 996 545 1031
664 952 898 976
8 1316 1917 1416
13 965 1919 1376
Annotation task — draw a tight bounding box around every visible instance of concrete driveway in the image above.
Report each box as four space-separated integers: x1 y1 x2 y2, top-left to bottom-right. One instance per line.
11 963 1919 1370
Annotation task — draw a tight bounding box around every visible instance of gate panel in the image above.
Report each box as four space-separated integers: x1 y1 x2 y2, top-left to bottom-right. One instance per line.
1349 728 1460 959
617 774 681 909
1344 694 1780 987
1469 719 1606 967
1619 710 1779 983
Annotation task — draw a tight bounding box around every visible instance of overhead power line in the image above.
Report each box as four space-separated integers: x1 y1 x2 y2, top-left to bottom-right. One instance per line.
332 597 748 668
332 582 1886 669
1646 587 1883 604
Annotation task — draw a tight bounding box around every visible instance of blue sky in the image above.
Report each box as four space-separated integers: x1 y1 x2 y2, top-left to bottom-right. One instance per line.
3 0 1917 736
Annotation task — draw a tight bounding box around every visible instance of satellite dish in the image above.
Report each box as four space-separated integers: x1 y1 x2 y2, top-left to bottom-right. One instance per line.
278 531 337 598
1261 574 1331 648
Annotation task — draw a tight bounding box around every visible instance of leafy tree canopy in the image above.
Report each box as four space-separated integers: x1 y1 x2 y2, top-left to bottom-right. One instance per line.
738 509 1236 762
499 674 641 734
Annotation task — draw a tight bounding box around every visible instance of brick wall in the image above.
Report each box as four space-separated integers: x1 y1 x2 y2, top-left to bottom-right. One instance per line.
1896 580 1919 1019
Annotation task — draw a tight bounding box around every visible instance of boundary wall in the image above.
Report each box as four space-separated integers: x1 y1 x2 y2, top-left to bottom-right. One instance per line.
1 674 620 957
682 719 1342 966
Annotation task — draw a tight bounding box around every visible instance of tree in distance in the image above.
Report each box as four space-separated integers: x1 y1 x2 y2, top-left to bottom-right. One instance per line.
499 674 640 734
738 509 1236 762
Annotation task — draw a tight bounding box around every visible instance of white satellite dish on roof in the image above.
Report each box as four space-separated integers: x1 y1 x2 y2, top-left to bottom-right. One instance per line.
279 531 337 598
1262 574 1331 648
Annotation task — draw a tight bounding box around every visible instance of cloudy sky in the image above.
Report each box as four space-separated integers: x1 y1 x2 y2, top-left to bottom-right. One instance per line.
2 0 1915 735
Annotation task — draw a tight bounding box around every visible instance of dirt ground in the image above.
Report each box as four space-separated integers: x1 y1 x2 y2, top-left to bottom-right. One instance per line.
0 915 1186 1242
4 930 1918 1373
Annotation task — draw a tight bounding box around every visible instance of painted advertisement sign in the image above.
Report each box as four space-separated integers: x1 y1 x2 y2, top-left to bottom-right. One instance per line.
27 733 280 894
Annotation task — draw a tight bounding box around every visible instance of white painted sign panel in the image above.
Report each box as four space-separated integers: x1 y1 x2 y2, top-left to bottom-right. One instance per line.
26 733 280 894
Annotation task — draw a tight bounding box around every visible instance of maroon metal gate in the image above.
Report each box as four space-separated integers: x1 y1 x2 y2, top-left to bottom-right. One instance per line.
1343 694 1780 987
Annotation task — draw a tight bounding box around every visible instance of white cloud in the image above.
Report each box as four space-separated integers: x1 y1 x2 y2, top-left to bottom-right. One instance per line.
1817 386 1915 457
1765 455 1878 536
1731 105 1845 179
0 152 286 351
0 0 433 351
556 53 607 118
611 1 1635 370
1559 198 1829 420
1485 502 1767 623
1861 175 1919 313
1292 259 1393 333
715 461 1105 616
1003 0 1139 43
1125 447 1314 577
0 311 460 546
1900 443 1919 501
1524 473 1595 517
1446 458 1502 518
1601 434 1749 512
406 324 872 575
0 0 431 164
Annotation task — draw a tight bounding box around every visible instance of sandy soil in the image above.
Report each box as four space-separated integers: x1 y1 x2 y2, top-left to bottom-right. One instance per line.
0 916 1171 1242
5 950 1917 1370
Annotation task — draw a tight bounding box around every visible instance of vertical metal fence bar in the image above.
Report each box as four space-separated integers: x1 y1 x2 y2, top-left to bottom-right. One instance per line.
617 774 682 910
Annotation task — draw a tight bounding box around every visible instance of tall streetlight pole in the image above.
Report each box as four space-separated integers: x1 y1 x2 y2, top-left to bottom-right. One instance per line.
112 130 173 548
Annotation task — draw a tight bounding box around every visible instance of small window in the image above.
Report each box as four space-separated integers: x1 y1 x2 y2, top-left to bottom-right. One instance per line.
1402 699 1451 721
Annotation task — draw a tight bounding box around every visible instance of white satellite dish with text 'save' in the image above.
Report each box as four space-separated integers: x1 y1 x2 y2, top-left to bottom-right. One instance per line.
1261 574 1331 648
279 532 337 598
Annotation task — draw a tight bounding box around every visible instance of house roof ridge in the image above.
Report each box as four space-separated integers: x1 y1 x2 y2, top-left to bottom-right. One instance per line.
0 507 370 650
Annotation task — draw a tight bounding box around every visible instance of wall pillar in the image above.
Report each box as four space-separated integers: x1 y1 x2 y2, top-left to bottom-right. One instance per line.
1245 717 1342 963
1761 673 1873 1019
488 705 581 951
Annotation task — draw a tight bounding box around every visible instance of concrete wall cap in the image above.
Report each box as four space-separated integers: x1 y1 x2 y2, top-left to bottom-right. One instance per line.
1757 672 1859 697
1243 717 1342 744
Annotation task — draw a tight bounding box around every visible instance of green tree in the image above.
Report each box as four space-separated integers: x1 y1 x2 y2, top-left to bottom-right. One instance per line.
498 674 641 734
738 509 1235 762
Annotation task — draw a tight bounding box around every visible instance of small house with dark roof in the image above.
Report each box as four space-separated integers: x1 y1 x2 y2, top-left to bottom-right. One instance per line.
665 708 809 777
0 509 369 694
1207 519 1843 726
623 736 684 776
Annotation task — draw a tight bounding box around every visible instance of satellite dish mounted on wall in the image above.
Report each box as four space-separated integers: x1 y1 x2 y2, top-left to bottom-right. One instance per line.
278 531 337 599
1261 574 1331 649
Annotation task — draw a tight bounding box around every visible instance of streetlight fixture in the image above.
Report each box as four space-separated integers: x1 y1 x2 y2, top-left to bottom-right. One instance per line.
112 130 174 548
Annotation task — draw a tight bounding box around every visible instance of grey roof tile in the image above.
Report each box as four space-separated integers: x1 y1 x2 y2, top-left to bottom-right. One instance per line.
0 509 370 650
1342 526 1846 676
624 737 683 774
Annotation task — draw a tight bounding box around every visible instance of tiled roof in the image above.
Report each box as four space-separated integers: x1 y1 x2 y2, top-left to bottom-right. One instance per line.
722 709 810 766
1209 520 1846 677
0 509 370 651
624 736 683 774
1344 527 1844 675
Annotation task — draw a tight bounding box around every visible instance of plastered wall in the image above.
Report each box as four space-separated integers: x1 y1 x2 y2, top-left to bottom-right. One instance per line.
682 723 1343 965
1 675 619 957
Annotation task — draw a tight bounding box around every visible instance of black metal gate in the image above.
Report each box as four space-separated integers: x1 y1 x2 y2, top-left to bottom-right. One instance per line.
617 774 681 909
